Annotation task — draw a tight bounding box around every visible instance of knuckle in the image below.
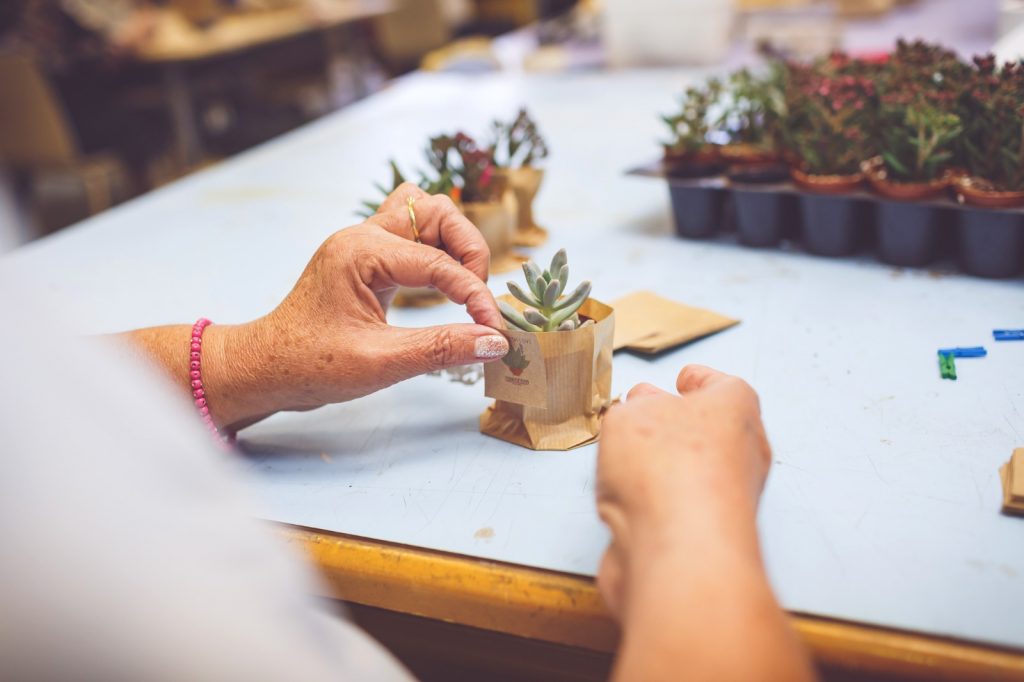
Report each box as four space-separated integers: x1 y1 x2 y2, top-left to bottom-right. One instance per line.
430 327 457 367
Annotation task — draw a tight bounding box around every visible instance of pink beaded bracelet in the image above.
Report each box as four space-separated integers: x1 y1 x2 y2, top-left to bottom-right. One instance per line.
190 318 234 446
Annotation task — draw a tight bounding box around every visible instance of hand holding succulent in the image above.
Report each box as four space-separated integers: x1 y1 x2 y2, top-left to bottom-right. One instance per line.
499 249 592 332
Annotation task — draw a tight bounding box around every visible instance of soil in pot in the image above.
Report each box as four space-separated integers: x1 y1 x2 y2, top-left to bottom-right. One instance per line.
876 201 944 267
727 163 792 247
956 177 1024 209
720 144 779 166
668 184 727 239
957 210 1024 278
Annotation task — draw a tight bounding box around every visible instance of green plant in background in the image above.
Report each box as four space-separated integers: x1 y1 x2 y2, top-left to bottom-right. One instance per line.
878 103 961 182
716 66 786 151
958 55 1024 191
358 159 407 217
661 77 723 156
491 108 549 168
874 40 965 182
500 249 592 332
780 58 878 175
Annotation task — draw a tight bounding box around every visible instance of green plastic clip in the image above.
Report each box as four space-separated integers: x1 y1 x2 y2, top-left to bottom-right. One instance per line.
938 352 957 381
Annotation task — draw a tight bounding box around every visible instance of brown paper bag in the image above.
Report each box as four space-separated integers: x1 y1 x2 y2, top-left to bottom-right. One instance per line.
611 291 739 354
463 196 528 274
481 298 615 450
495 167 549 248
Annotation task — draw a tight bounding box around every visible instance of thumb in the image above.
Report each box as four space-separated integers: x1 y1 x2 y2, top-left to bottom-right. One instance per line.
626 382 671 401
386 324 509 379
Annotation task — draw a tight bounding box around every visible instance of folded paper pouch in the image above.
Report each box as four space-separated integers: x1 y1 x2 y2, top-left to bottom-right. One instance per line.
481 297 615 451
610 290 739 354
999 448 1024 516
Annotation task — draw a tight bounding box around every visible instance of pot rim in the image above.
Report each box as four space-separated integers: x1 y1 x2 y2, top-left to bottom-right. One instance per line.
861 157 950 200
956 176 1024 208
790 167 864 194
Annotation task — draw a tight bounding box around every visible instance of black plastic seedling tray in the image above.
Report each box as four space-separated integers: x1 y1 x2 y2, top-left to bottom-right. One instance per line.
628 161 1024 278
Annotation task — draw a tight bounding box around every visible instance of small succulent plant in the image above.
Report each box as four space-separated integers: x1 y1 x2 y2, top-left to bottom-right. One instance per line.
500 249 592 332
490 108 549 168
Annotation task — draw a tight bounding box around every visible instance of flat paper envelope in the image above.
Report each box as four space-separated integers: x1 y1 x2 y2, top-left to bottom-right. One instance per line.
611 291 739 354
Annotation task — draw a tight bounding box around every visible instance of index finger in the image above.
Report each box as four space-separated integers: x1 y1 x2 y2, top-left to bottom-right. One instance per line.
374 183 491 282
369 233 502 330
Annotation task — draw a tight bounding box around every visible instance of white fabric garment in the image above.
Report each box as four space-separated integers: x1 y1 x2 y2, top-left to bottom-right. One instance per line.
0 269 414 682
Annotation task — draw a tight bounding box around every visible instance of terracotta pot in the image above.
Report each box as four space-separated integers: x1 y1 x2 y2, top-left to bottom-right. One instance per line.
955 177 1024 209
662 145 723 178
462 198 526 274
494 167 549 248
791 167 869 256
861 157 950 201
791 167 864 194
720 144 779 166
725 162 789 184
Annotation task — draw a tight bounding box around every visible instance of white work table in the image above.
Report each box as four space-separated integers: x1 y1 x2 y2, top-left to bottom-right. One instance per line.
5 70 1024 656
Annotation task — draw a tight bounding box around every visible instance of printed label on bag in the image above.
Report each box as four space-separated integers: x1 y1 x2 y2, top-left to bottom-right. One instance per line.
484 331 548 408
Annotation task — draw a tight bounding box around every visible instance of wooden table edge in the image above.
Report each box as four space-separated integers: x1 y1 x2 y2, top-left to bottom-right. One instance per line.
276 524 1024 681
134 2 392 64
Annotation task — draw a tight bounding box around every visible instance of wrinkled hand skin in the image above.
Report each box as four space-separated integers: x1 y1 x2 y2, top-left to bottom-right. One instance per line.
128 183 509 433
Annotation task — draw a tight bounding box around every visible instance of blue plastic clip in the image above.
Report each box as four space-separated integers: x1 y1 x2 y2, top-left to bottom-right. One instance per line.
936 346 987 358
993 329 1024 341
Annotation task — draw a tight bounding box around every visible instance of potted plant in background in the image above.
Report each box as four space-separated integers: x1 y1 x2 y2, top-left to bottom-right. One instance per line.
782 56 878 256
719 65 794 247
436 132 525 274
955 55 1024 277
863 42 964 266
660 77 728 238
490 109 550 248
480 249 614 451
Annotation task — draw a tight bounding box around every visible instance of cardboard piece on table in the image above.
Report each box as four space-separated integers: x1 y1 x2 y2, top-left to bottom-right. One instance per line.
1000 448 1024 517
481 297 615 451
610 291 739 354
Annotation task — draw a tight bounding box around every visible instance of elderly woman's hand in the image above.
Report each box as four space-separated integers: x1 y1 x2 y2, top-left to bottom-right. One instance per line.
126 184 508 433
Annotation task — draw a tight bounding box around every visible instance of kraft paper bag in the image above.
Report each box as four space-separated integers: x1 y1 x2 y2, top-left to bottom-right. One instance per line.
495 167 550 248
1000 448 1024 516
611 291 739 354
463 193 528 275
481 298 615 451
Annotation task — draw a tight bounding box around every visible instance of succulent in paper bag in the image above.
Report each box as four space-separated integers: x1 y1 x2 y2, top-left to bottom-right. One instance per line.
500 249 592 332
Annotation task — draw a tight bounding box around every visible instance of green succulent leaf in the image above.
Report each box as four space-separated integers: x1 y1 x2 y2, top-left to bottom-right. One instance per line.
507 281 540 307
499 301 541 332
524 308 549 327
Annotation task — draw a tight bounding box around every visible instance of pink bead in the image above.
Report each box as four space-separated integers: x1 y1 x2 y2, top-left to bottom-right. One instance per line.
190 360 200 371
191 379 202 389
199 406 210 416
190 352 200 362
193 388 205 399
195 397 207 408
190 342 201 352
189 370 201 381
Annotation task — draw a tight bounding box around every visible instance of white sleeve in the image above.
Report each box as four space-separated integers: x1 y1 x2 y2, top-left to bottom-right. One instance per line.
0 280 415 682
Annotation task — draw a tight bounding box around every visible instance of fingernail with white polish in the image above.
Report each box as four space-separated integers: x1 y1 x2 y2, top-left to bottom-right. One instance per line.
475 335 509 360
